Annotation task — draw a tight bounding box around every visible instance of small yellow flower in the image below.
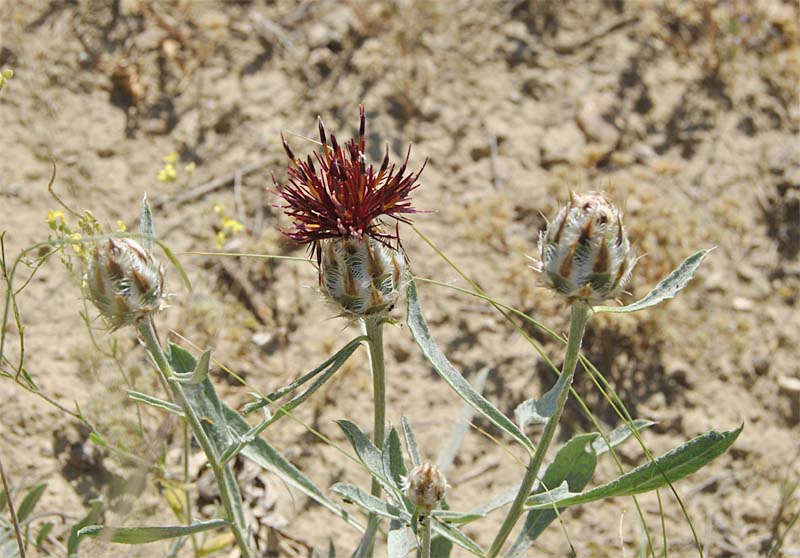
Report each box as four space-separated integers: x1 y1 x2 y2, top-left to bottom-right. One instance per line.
46 210 65 230
157 164 177 183
163 152 178 164
184 161 196 174
222 217 244 234
117 220 127 232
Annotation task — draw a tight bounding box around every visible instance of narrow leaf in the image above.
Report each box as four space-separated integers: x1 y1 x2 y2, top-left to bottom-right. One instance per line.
36 521 55 547
336 420 397 497
155 239 192 292
595 249 712 314
16 483 47 522
331 483 405 521
401 416 421 467
387 522 415 558
406 281 533 451
514 368 571 429
68 496 103 556
526 426 742 510
139 195 155 252
430 536 453 558
592 419 655 455
77 519 228 544
127 390 183 416
383 427 408 493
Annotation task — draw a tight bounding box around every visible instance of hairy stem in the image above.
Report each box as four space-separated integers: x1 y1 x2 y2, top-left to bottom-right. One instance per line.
421 514 432 558
487 303 590 557
139 319 252 558
358 317 386 557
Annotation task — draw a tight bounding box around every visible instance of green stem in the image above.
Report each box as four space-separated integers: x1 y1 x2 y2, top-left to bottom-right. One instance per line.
138 319 252 558
421 514 432 558
486 303 591 558
358 317 386 557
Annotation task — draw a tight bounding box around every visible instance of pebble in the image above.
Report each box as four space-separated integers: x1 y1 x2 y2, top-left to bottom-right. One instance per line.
732 297 754 311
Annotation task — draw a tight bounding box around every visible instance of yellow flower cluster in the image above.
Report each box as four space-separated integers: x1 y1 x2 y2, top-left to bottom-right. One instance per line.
213 204 245 249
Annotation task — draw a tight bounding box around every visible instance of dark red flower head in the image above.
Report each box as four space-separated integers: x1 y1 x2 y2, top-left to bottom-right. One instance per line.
274 106 425 253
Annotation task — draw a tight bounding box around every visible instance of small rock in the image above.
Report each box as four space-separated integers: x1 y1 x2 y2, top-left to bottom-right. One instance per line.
778 375 800 392
540 122 585 166
732 297 754 311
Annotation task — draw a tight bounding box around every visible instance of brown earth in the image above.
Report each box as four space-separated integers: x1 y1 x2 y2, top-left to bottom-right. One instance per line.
1 0 799 556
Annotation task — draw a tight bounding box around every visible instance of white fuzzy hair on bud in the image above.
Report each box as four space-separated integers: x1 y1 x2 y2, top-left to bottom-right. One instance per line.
86 237 165 330
318 236 406 317
538 191 635 302
403 463 447 513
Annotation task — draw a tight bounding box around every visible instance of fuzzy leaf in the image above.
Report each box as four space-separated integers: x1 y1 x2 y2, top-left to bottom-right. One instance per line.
127 390 183 416
139 195 155 252
595 249 712 314
172 346 362 532
401 416 421 468
407 281 533 451
77 519 228 544
383 427 407 493
591 419 655 455
336 420 397 497
514 369 571 429
331 483 405 521
387 522 415 558
526 426 742 510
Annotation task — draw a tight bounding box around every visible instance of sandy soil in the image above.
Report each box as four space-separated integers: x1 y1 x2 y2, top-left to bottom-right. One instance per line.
1 0 799 556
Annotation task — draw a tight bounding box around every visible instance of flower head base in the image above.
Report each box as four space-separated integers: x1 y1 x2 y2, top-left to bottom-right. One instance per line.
403 463 447 513
86 237 165 330
275 106 425 255
538 191 635 303
319 236 406 318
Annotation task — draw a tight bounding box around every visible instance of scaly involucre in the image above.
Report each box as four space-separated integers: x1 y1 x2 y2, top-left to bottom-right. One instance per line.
275 106 425 254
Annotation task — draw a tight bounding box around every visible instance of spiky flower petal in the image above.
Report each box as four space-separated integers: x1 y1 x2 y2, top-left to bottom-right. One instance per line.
319 236 406 318
86 237 165 330
275 106 425 253
403 463 447 513
538 191 635 302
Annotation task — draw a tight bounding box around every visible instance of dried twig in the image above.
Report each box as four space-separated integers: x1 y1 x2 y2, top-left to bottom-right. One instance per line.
152 158 271 208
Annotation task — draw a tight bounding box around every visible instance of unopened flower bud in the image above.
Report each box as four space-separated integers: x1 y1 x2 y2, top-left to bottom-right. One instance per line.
319 236 405 317
403 463 446 512
538 191 635 302
86 237 165 330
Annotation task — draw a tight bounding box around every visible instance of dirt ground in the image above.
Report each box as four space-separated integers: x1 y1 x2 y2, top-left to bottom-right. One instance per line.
1 0 799 556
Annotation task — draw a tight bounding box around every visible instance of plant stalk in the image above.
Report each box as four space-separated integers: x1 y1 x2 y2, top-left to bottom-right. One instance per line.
139 318 252 558
421 514 432 558
358 317 386 557
486 303 591 557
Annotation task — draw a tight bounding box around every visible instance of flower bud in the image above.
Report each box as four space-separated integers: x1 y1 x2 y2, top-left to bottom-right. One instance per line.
538 191 635 302
403 463 447 513
86 237 165 330
318 236 406 318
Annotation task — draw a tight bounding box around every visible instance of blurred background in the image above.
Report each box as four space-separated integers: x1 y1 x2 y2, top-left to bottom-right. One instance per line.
1 0 799 556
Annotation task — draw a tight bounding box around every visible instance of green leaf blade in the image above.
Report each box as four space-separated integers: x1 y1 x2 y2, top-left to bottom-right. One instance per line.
406 281 533 452
526 426 742 510
77 519 228 544
595 249 712 314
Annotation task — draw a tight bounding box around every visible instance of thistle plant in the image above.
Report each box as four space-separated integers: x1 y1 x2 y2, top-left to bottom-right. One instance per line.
275 105 424 555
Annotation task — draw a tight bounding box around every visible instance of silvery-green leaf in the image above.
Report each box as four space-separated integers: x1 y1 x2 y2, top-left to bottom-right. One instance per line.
514 369 571 429
431 510 486 525
594 249 712 314
407 282 534 452
336 420 397 497
592 420 654 455
383 427 407 494
172 349 211 384
430 536 453 558
169 345 363 532
36 521 54 547
139 195 154 252
401 416 421 468
77 519 227 544
387 521 415 558
508 433 599 557
526 426 742 510
127 390 183 416
331 483 406 521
